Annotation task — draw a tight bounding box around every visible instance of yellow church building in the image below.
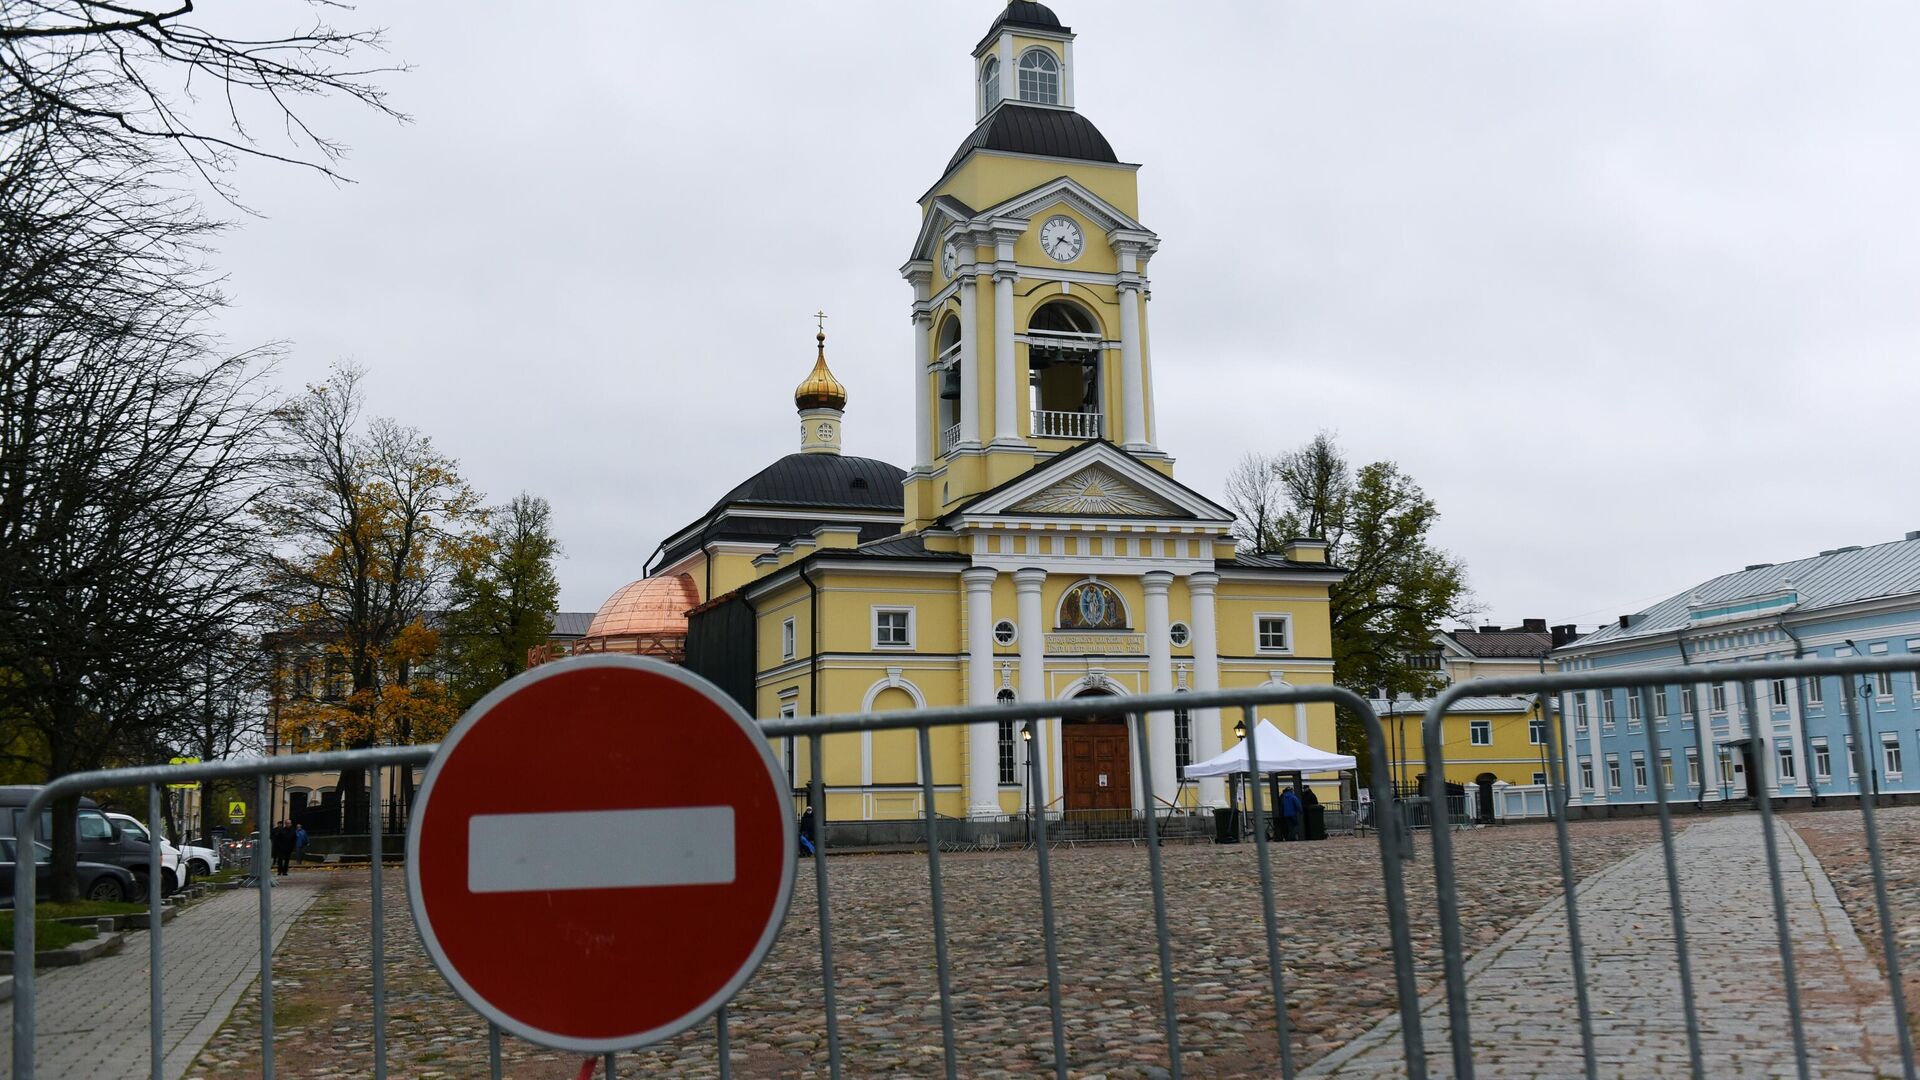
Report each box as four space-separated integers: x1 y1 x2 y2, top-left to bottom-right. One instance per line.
599 2 1346 823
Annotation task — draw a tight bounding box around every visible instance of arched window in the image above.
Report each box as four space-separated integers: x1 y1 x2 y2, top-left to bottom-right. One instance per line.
936 315 962 451
979 56 1001 114
997 689 1018 784
1028 300 1102 437
1018 48 1060 105
1174 690 1193 779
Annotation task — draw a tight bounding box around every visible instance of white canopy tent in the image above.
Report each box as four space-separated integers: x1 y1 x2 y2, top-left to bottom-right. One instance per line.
1185 719 1356 778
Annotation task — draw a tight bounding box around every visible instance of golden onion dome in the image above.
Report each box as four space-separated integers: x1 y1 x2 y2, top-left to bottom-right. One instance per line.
794 330 847 412
583 574 699 640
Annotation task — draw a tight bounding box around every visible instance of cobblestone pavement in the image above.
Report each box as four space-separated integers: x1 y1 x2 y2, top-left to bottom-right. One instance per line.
1308 814 1907 1078
188 821 1669 1079
0 875 322 1079
1792 804 1920 1044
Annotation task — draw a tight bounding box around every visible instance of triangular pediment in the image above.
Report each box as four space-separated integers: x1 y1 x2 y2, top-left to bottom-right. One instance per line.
907 178 1150 263
949 442 1233 523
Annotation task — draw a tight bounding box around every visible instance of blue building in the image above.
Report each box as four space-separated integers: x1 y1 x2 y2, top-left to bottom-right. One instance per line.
1554 533 1920 807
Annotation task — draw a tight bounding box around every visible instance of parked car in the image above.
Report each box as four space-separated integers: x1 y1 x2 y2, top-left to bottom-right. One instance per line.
0 786 176 896
104 813 189 888
176 832 221 877
0 837 137 905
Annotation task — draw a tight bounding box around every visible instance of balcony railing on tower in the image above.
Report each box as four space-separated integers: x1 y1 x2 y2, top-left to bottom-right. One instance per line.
1031 409 1102 440
940 423 962 454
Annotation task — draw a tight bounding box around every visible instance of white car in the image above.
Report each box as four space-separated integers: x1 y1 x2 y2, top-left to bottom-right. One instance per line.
105 812 189 888
176 833 220 878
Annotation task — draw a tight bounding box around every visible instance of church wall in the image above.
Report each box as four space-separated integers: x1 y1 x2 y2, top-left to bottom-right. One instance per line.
933 154 1139 224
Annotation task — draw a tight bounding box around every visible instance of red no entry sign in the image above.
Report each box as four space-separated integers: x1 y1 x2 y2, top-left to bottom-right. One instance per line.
406 655 795 1052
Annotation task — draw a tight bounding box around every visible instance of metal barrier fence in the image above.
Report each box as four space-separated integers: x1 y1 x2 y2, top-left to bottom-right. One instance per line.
1421 654 1920 1080
13 658 1920 1078
9 681 1422 1080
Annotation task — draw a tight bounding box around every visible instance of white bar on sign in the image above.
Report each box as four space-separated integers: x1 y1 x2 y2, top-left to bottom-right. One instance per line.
467 806 735 894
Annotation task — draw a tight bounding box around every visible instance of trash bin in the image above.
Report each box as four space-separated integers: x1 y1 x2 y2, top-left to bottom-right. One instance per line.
1213 807 1241 844
1305 804 1327 841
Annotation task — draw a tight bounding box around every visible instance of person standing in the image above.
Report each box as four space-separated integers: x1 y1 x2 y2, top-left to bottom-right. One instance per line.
272 820 293 876
294 823 308 862
1279 786 1302 842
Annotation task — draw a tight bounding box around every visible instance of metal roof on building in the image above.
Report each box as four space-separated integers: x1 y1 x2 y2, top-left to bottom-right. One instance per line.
1370 694 1540 713
1565 534 1920 652
1445 629 1553 659
549 612 595 638
945 105 1118 174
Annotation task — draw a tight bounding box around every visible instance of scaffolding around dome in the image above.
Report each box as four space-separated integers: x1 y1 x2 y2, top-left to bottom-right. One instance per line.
531 573 700 666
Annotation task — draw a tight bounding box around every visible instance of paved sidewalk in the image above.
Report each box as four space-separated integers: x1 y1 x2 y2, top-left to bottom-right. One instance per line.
0 875 322 1079
1308 815 1907 1078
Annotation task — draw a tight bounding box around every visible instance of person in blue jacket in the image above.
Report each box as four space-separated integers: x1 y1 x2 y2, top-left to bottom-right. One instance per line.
1279 785 1303 842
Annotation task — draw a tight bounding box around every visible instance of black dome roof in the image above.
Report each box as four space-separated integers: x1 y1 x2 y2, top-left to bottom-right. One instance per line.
712 453 905 514
983 2 1066 44
946 104 1117 174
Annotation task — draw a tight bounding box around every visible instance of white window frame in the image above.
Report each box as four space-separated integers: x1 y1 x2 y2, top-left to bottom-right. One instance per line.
1016 46 1061 105
979 55 1001 114
781 617 796 662
1627 691 1641 725
1174 690 1193 778
1575 695 1589 732
1653 685 1670 725
1169 621 1191 648
1660 751 1675 789
1685 747 1701 788
1710 682 1728 713
873 606 915 650
1875 670 1896 700
1847 735 1858 778
1528 716 1546 745
1579 758 1595 791
1469 719 1491 746
1883 732 1903 779
1254 613 1293 655
1812 738 1831 782
1631 752 1647 789
1606 756 1622 791
1770 679 1790 708
1601 694 1617 733
1776 742 1796 782
1806 677 1824 708
1532 770 1548 786
1683 685 1698 722
992 618 1018 647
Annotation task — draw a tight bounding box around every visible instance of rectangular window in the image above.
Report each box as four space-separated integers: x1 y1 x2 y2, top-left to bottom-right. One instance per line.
997 719 1017 785
1771 679 1790 708
1470 719 1491 746
1579 758 1595 791
1806 677 1824 707
1875 671 1896 700
1711 683 1728 712
1660 751 1675 788
1627 692 1641 724
1528 717 1546 745
781 617 796 661
1601 695 1616 732
1575 695 1590 732
1883 733 1902 778
1683 685 1698 720
1631 752 1647 789
874 607 913 649
1813 738 1831 781
1607 756 1622 791
1654 685 1670 723
1848 735 1858 778
1532 771 1548 786
1255 615 1291 653
1685 747 1701 788
1777 743 1796 782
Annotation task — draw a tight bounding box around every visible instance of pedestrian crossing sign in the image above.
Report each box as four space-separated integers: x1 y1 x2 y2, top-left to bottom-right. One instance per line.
228 800 246 824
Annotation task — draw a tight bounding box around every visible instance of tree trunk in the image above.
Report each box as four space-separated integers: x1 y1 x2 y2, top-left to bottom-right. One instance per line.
338 766 367 834
47 791 82 904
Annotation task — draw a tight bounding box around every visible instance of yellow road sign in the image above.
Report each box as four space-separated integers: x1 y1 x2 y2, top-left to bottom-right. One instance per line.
228 800 246 824
168 755 200 790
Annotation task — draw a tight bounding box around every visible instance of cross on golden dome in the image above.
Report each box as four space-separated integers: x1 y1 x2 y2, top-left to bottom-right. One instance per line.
794 313 847 412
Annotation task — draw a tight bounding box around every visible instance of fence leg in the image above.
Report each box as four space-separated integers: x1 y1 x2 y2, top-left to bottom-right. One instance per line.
1241 706 1296 1078
717 1005 731 1080
371 762 388 1080
1027 719 1070 1079
1420 705 1474 1079
917 726 960 1080
257 772 275 1080
148 782 165 1080
1645 686 1704 1080
809 735 844 1080
1539 693 1595 1080
1842 681 1919 1079
488 1022 502 1079
1130 710 1184 1080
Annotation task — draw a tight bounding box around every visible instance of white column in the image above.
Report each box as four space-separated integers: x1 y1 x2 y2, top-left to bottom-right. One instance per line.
957 275 981 447
1696 680 1721 800
912 311 932 470
1187 572 1225 807
1014 569 1048 809
998 35 1014 103
1585 689 1606 803
1141 571 1178 806
1117 282 1146 448
993 266 1019 445
1786 676 1809 793
963 567 1000 817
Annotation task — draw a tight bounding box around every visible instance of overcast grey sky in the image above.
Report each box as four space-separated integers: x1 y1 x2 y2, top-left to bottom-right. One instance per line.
207 2 1920 628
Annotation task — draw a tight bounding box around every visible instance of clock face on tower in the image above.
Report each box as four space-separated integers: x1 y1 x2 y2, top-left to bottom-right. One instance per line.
1039 216 1083 262
941 242 958 277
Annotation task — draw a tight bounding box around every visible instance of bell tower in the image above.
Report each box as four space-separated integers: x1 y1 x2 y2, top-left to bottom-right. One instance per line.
900 2 1165 532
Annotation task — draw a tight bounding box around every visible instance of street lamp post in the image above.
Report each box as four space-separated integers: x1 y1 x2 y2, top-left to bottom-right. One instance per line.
1861 677 1881 798
1234 719 1247 838
1022 723 1035 845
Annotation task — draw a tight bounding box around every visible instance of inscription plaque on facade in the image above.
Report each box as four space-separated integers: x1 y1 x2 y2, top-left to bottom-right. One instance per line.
1045 632 1146 656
